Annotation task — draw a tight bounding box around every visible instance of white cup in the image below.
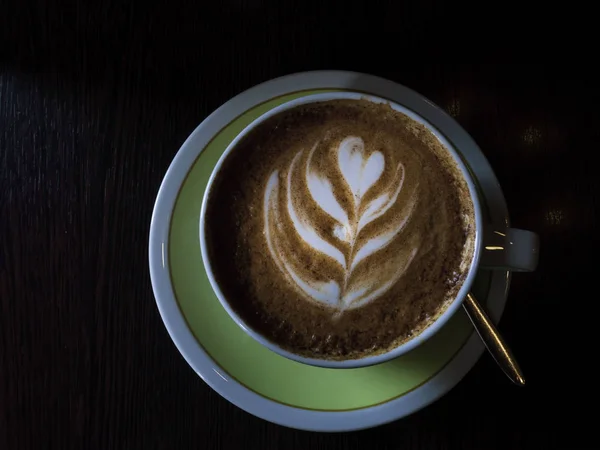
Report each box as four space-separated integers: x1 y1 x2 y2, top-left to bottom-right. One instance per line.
200 92 539 368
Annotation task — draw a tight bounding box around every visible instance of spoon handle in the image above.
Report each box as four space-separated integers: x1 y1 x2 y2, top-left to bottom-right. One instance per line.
463 293 526 386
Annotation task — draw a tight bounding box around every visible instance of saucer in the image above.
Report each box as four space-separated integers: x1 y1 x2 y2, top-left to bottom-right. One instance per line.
149 71 511 432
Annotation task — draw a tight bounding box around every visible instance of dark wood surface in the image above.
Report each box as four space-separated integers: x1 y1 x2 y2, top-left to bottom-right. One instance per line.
1 3 597 449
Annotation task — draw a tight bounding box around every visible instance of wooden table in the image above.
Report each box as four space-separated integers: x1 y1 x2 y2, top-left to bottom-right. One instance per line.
1 4 595 448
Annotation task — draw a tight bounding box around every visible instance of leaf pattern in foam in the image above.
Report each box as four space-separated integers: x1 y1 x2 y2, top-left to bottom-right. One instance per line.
342 247 419 309
286 152 346 270
264 171 341 308
351 191 417 271
263 135 419 314
305 143 350 242
358 163 405 232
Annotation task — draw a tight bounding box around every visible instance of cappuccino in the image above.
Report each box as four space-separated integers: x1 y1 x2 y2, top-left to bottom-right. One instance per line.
204 99 475 360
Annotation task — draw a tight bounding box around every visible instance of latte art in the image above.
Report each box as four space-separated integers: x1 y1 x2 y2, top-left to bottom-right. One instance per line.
264 136 419 313
203 98 476 361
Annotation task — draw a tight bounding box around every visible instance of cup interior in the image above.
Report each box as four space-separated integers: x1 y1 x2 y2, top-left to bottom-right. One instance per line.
200 92 483 368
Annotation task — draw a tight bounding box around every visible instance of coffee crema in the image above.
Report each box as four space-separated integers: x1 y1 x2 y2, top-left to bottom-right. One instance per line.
204 99 476 360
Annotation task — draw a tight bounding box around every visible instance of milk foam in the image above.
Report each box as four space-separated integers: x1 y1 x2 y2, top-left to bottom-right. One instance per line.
264 136 419 313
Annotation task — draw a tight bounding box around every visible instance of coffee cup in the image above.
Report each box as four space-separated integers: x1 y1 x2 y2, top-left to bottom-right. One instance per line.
200 92 539 368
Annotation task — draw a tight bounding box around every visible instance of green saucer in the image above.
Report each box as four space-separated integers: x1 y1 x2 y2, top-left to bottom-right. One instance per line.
169 90 490 411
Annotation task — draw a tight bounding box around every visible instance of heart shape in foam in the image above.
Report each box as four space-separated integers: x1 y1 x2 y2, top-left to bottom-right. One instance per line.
337 137 385 204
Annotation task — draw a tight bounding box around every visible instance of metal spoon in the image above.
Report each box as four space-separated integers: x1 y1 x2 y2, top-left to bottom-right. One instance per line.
463 293 526 386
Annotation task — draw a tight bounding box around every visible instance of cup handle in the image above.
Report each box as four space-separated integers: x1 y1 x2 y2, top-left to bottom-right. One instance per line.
479 228 539 271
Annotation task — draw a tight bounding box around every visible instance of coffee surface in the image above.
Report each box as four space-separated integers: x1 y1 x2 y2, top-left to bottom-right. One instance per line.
204 99 476 360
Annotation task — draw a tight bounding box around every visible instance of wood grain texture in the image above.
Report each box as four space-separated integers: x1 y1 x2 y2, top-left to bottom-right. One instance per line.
1 1 597 449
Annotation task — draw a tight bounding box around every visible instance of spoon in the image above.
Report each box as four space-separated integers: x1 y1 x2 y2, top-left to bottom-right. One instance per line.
463 293 526 386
